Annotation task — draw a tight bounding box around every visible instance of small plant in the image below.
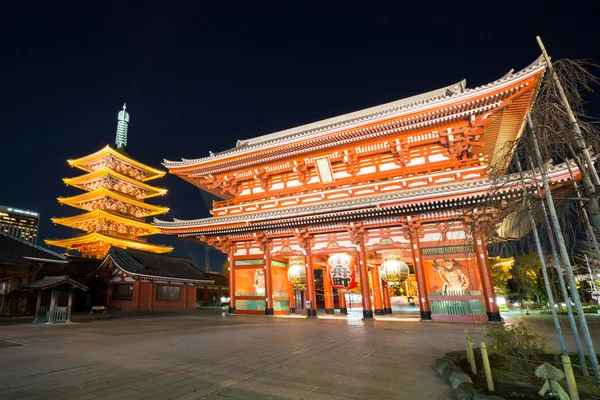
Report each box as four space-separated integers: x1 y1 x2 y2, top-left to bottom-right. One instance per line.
582 304 599 313
536 363 569 400
542 391 560 400
572 355 592 369
491 368 507 382
485 322 546 368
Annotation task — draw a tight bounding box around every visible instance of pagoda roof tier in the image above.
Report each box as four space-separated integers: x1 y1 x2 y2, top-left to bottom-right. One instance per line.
63 167 168 199
51 209 161 236
155 160 578 236
45 232 173 254
57 188 169 218
164 56 545 179
68 145 166 182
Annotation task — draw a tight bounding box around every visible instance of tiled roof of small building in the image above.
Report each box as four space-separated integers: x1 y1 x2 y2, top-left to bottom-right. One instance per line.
106 247 214 283
0 231 66 266
21 275 89 291
205 272 228 286
37 256 103 278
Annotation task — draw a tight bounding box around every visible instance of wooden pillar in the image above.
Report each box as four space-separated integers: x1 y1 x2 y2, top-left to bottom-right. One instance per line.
149 282 155 312
106 284 113 308
34 289 42 322
189 285 197 310
338 291 348 314
264 242 274 315
474 231 501 322
66 289 74 323
47 289 57 324
228 246 236 314
305 247 317 318
357 235 373 319
408 225 432 321
371 265 384 316
382 279 392 314
323 268 334 314
135 280 142 311
29 265 38 282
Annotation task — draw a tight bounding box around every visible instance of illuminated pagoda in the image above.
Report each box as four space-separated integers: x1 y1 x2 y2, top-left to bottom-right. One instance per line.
46 105 172 258
155 56 581 322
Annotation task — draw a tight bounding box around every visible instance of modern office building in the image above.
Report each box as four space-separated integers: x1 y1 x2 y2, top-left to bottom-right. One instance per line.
0 205 40 244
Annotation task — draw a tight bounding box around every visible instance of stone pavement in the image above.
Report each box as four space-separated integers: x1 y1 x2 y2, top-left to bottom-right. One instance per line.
0 310 596 400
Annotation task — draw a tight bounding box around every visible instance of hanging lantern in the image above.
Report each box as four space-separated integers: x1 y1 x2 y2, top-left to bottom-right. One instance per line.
327 253 358 290
379 256 410 285
287 256 307 290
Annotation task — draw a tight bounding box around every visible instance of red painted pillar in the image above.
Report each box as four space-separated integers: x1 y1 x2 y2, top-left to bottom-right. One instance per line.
382 279 392 314
474 232 501 322
288 283 296 313
371 266 384 316
408 225 432 321
228 246 236 314
323 268 334 314
149 283 155 312
264 242 274 315
305 246 317 318
189 285 196 310
358 235 373 319
134 280 141 311
338 291 348 315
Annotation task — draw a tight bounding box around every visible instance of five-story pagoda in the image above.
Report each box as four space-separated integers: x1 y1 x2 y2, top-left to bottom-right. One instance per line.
46 105 173 258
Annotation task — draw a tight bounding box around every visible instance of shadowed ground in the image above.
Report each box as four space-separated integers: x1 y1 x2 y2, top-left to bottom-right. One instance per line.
0 309 598 400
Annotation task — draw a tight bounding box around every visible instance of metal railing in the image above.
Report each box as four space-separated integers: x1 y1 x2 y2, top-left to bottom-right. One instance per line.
430 299 485 316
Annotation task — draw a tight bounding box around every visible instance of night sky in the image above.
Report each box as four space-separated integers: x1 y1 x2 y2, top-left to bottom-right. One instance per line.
2 2 599 271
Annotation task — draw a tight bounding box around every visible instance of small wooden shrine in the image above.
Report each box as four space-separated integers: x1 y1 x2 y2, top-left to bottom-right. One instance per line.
23 275 88 324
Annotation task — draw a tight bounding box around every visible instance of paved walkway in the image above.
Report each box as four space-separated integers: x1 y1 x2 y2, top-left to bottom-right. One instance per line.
0 310 598 400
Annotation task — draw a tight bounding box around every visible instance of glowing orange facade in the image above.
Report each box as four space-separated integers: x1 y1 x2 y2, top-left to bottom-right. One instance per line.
47 110 172 258
156 57 578 321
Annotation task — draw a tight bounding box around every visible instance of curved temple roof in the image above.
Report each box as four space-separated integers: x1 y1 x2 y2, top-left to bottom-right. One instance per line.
51 209 161 236
164 56 545 170
45 232 173 253
63 167 168 199
102 247 213 283
154 161 577 236
68 145 166 181
57 188 170 217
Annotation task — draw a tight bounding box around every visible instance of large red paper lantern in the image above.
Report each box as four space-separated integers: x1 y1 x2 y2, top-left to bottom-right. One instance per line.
327 253 358 290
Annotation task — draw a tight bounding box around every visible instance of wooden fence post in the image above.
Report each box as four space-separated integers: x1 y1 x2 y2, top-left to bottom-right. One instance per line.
561 355 580 400
465 329 477 375
480 341 494 392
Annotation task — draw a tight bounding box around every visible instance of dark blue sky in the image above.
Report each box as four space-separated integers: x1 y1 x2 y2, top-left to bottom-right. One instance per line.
2 2 598 271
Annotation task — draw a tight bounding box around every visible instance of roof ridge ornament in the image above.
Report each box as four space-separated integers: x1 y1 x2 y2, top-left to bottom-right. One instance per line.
116 103 129 151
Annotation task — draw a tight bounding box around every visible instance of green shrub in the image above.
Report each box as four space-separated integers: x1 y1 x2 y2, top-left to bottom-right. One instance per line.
485 322 546 368
491 368 507 382
582 305 599 313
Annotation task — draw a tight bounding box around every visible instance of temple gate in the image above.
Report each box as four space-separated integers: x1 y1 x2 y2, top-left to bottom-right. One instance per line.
155 56 579 322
